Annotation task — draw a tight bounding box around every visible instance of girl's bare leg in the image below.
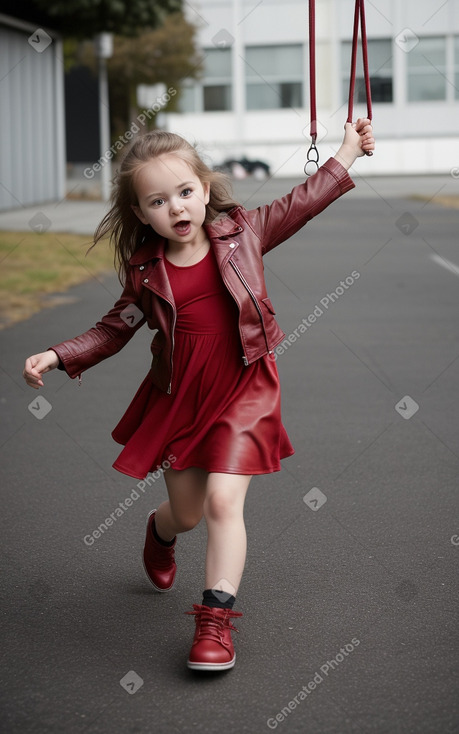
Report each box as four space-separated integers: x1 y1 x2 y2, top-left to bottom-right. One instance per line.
154 467 207 541
203 472 252 597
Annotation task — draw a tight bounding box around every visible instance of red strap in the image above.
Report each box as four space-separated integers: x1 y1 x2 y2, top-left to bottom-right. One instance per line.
347 0 373 124
309 0 317 143
360 0 373 122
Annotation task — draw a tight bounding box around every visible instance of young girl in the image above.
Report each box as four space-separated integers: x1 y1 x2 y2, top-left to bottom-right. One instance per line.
23 120 374 672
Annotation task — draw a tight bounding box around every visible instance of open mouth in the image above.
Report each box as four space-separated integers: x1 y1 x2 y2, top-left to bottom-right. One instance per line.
173 220 191 235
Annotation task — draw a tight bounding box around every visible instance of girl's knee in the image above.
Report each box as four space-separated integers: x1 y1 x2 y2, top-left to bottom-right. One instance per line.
173 511 203 533
203 490 240 523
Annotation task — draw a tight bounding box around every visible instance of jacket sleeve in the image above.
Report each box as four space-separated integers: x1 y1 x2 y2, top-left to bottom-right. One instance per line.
243 158 355 256
49 268 147 379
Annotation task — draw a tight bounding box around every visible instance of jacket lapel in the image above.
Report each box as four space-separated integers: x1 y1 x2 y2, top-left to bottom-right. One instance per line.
129 236 175 305
204 214 243 270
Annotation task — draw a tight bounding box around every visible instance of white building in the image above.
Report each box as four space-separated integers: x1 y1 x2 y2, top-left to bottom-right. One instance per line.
164 0 459 176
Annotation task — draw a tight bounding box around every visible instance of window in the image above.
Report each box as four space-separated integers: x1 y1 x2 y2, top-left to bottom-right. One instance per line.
341 39 393 104
177 48 232 112
177 82 199 113
203 85 232 112
245 45 303 110
407 36 446 102
202 48 232 111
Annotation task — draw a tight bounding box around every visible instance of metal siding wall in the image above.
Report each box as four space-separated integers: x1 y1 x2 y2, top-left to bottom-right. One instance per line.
0 24 65 212
54 40 66 201
0 29 13 209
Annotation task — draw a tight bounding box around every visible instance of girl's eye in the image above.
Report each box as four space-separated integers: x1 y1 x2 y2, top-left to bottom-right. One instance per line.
181 188 192 197
152 198 165 207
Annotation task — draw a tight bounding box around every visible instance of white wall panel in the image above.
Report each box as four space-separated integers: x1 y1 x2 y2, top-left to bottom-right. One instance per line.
0 21 66 211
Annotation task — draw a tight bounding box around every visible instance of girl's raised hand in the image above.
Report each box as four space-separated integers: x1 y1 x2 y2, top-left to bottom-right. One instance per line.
347 117 375 157
335 117 375 170
23 350 59 389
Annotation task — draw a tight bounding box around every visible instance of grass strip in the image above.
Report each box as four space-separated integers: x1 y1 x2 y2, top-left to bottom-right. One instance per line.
0 230 115 329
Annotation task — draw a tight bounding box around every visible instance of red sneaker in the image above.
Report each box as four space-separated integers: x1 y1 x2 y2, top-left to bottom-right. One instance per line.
142 510 177 592
185 604 243 671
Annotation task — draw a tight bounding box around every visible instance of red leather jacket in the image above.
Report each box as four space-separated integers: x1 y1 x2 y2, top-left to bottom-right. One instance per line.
51 158 354 393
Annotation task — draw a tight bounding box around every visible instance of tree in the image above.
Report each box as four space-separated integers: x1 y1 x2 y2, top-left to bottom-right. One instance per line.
108 12 203 132
31 0 182 38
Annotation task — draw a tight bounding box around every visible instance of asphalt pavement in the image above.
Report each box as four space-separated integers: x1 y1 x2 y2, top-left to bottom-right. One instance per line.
1 168 458 734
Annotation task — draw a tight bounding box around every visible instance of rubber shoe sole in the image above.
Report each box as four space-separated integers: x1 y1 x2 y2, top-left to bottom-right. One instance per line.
187 654 236 671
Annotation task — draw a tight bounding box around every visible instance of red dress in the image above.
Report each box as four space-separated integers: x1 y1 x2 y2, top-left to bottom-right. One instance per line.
111 247 294 479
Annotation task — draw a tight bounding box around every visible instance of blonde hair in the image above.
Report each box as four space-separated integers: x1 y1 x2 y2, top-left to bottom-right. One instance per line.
92 131 240 282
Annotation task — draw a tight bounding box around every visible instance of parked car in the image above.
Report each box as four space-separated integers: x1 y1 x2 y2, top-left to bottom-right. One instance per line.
216 156 271 180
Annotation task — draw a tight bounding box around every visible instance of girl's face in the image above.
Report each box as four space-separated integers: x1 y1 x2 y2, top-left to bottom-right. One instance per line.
131 153 210 248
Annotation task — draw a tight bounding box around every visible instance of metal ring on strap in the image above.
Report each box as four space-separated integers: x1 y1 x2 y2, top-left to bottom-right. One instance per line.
304 141 320 177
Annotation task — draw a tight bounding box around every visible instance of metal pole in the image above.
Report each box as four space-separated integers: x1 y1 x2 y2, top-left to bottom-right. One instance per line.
98 53 111 201
96 33 113 202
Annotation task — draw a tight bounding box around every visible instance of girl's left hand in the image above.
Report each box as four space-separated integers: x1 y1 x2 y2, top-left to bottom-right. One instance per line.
345 117 375 157
334 117 375 169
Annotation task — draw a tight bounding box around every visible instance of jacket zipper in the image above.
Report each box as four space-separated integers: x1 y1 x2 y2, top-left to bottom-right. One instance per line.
219 265 247 363
143 271 176 394
166 301 176 394
229 260 270 364
143 268 176 393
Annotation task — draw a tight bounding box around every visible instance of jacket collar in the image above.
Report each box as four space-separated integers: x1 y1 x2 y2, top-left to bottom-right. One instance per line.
129 236 165 265
128 210 243 266
205 211 243 240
